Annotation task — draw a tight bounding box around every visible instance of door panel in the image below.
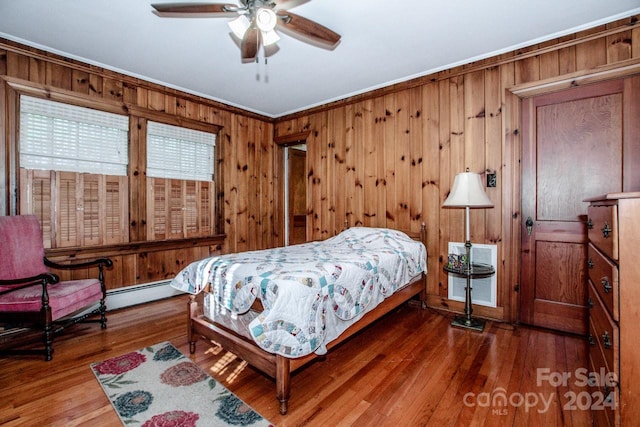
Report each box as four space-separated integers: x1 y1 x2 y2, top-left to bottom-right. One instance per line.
536 93 622 221
535 241 586 304
533 240 587 332
520 79 625 334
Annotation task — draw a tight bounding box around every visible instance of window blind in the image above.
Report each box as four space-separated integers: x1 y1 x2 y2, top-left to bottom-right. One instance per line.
19 95 129 176
147 121 215 182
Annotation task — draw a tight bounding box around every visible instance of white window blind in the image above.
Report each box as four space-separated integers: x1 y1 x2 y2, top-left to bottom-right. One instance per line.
19 95 129 176
147 121 216 182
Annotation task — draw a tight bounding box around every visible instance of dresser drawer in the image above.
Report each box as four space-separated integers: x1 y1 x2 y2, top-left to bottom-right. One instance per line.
588 319 615 388
588 204 618 261
589 353 619 427
588 244 619 321
589 311 614 386
588 281 619 378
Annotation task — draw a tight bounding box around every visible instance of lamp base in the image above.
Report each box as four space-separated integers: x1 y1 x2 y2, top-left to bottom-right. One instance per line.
451 315 485 332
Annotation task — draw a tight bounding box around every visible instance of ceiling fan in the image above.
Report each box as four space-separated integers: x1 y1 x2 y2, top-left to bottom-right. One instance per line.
151 1 341 62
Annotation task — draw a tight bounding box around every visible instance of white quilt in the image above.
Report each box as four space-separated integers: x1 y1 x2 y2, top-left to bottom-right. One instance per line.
171 227 427 357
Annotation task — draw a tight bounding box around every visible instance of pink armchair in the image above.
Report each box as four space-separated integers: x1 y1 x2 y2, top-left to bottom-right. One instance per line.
0 215 112 361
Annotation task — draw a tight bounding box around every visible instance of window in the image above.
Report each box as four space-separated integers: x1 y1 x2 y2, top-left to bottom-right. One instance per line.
145 121 217 240
147 121 215 181
19 95 129 248
17 94 221 248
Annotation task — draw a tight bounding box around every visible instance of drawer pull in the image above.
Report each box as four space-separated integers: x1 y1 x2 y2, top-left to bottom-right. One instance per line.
588 297 594 309
601 222 612 238
602 331 612 349
588 335 596 346
587 218 593 230
587 258 594 269
601 277 612 294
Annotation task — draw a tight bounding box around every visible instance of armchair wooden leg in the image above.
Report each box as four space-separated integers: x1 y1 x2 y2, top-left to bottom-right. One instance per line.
99 299 107 329
41 304 54 361
43 323 54 361
99 268 108 329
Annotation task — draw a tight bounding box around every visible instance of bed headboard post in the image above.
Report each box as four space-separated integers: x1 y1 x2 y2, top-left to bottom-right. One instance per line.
344 218 349 230
420 222 427 245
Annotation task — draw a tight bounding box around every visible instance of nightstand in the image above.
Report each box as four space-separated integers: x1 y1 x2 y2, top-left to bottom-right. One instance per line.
444 263 495 331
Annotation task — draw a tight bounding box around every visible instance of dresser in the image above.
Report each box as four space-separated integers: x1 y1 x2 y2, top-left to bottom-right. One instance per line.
585 193 640 426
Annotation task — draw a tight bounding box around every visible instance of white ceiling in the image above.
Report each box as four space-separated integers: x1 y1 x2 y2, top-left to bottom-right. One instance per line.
1 1 639 118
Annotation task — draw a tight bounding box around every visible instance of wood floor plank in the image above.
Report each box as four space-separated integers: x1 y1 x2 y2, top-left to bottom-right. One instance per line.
0 295 593 426
466 324 515 426
562 333 592 426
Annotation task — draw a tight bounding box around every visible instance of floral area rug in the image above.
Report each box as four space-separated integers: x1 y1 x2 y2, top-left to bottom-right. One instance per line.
91 342 273 426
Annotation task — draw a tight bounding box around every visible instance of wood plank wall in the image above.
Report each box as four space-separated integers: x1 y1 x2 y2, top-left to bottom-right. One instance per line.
1 16 638 320
0 38 275 290
274 16 640 322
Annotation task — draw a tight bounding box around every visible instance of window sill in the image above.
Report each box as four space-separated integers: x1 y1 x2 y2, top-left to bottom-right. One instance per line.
45 234 226 260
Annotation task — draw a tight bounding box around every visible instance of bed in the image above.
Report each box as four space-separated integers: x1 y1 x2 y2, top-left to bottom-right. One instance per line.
171 225 427 414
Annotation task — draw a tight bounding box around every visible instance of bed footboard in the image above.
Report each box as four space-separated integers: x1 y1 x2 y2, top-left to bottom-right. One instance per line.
188 294 298 414
186 272 425 415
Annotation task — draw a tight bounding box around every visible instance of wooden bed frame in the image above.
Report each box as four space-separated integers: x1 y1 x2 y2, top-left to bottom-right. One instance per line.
187 224 427 415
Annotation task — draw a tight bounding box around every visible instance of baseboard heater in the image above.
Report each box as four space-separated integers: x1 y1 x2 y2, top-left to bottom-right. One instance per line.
106 279 183 311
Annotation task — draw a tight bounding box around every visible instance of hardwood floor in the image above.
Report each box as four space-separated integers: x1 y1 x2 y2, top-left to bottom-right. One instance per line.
0 295 592 426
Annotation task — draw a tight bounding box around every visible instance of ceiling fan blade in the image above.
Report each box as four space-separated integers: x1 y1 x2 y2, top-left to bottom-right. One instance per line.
241 28 260 62
276 11 340 48
151 3 237 16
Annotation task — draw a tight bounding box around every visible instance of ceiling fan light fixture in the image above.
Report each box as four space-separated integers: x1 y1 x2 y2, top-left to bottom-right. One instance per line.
255 8 277 32
228 15 251 39
152 1 341 63
261 29 280 46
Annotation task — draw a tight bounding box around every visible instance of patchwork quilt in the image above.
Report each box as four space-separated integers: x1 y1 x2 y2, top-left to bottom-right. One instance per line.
171 227 427 358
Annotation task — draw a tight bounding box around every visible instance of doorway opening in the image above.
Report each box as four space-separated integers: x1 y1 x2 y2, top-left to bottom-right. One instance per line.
284 144 307 245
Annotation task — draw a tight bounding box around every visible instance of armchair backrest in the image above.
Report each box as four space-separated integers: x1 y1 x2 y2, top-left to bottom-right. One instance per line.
0 215 48 281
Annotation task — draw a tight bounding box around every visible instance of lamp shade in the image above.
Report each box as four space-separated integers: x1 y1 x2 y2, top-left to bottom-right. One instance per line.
228 15 251 39
442 171 494 208
261 29 280 46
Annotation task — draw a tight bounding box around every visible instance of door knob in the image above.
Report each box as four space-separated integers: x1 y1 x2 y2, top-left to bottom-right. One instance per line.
526 216 534 236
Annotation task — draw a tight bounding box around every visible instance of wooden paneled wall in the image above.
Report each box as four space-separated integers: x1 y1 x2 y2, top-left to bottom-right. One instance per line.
0 38 275 290
1 15 638 318
274 16 640 321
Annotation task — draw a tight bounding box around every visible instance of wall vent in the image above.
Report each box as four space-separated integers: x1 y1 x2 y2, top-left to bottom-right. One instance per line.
447 242 497 308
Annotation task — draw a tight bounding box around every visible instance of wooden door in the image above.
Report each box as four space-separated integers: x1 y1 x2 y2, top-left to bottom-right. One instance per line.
520 79 628 334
